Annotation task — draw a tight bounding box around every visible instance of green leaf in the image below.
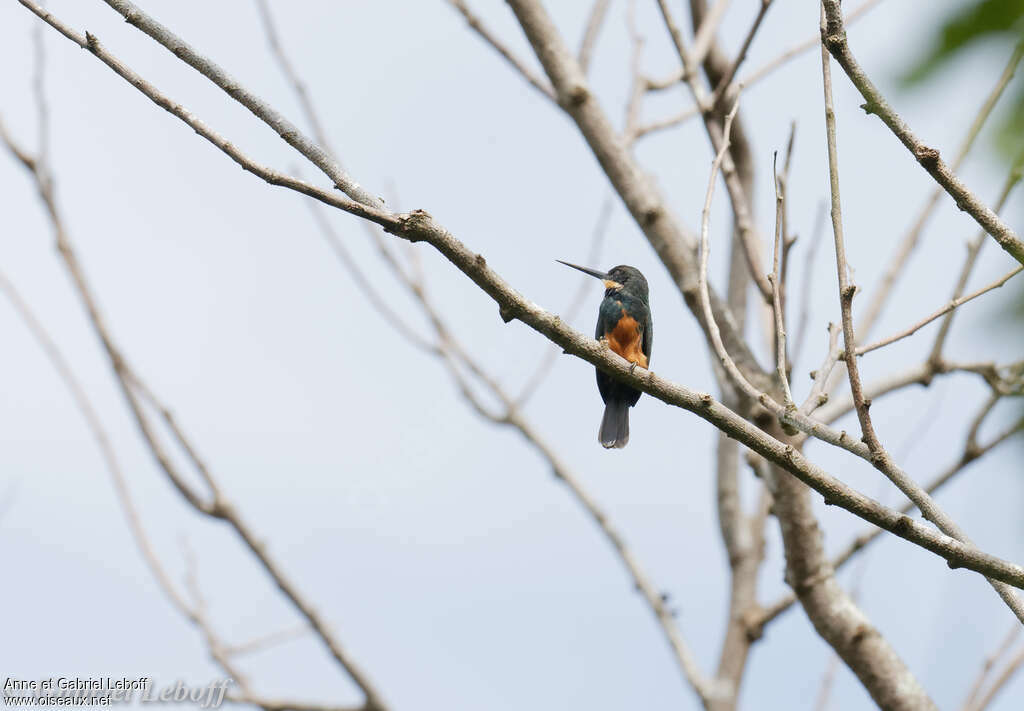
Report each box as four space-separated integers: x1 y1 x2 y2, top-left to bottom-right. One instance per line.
902 0 1024 85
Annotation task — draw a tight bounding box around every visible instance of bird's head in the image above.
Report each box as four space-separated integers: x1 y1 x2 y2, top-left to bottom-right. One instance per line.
557 261 649 301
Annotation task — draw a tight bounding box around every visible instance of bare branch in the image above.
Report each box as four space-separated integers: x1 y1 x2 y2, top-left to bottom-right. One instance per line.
757 388 1024 631
21 0 1024 593
815 357 1023 426
443 0 557 102
0 268 188 613
819 21 1024 623
224 625 312 658
929 164 1024 363
636 0 883 140
623 0 646 142
856 266 1023 357
859 41 1024 336
654 0 772 303
812 552 871 711
690 0 731 71
962 626 1021 711
577 0 612 74
790 202 828 371
968 644 1024 711
250 11 718 699
253 0 337 157
93 0 381 208
800 322 841 416
304 197 437 354
769 152 795 407
0 72 389 711
503 0 767 386
707 0 774 112
820 3 1024 265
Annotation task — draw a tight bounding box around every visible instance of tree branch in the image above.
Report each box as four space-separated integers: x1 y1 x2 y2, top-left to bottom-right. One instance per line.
0 93 390 711
577 0 611 74
856 266 1023 357
820 2 1024 266
443 0 557 102
20 0 1024 594
819 22 1024 624
654 0 772 302
859 40 1023 336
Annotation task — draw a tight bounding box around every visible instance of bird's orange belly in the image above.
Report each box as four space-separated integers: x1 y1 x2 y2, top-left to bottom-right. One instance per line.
607 314 647 368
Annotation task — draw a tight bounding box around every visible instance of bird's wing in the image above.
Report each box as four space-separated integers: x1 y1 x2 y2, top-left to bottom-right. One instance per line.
641 310 653 365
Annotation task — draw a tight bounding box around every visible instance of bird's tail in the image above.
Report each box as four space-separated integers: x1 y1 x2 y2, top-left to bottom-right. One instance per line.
599 400 630 449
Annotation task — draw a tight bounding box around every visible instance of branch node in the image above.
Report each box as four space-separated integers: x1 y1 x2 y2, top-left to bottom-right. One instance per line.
821 31 846 51
962 443 982 462
850 624 874 646
913 145 940 168
890 515 914 536
858 101 880 116
565 83 590 108
498 304 516 324
397 209 432 242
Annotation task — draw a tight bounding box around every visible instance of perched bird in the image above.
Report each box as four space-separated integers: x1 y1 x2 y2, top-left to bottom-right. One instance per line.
558 261 653 449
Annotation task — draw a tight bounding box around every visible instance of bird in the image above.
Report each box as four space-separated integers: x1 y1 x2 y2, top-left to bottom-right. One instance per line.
557 261 653 449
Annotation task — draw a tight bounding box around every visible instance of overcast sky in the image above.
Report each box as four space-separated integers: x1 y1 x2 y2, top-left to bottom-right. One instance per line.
1 1 1022 710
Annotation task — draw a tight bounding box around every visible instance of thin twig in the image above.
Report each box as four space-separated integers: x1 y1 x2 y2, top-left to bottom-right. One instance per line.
814 358 1023 426
224 625 312 658
800 322 841 416
856 266 1023 357
654 0 771 302
929 163 1024 364
790 201 828 372
635 0 883 140
577 0 611 74
968 644 1024 711
622 0 646 141
962 626 1021 711
690 0 732 71
769 151 794 407
444 0 557 102
0 268 188 613
708 0 773 112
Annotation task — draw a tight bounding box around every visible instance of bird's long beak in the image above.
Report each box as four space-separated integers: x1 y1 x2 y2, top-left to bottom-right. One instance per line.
557 260 622 290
